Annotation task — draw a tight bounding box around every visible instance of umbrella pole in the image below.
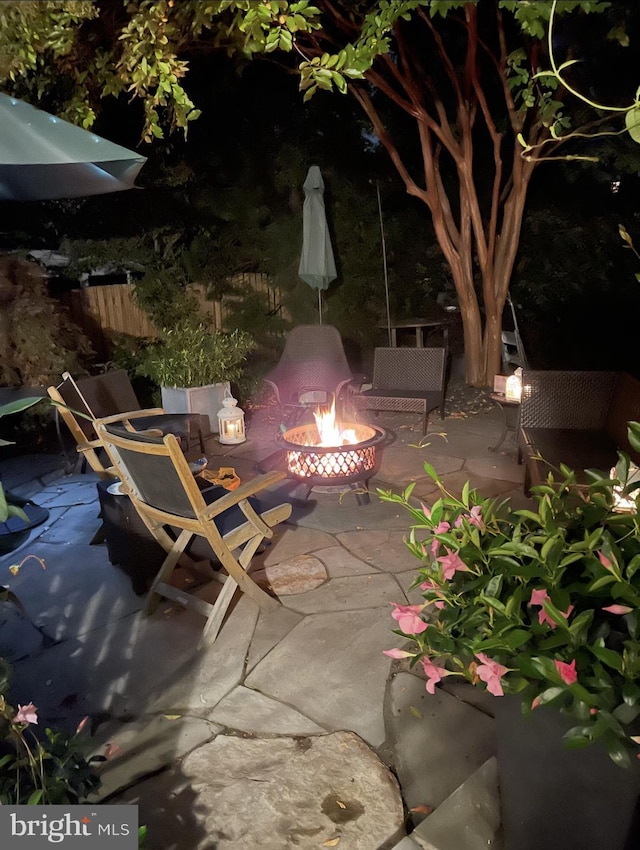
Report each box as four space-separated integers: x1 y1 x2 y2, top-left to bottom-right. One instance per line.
376 180 392 347
318 289 323 324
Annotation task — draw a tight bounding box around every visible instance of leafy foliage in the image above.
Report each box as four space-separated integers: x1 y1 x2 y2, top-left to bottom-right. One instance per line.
135 319 254 388
1 1 637 385
380 424 640 767
0 256 93 387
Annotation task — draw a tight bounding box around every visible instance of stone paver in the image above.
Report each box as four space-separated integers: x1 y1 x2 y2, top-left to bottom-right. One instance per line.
246 604 304 672
37 501 102 544
295 490 409 534
280 573 400 614
314 544 381 576
246 608 393 747
35 481 101 507
336 529 414 573
265 554 327 594
208 685 326 735
94 715 220 800
412 757 502 850
146 596 260 713
388 672 496 813
117 731 405 850
262 526 337 566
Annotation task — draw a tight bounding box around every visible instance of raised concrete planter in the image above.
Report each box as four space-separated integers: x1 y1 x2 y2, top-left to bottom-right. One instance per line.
161 382 230 435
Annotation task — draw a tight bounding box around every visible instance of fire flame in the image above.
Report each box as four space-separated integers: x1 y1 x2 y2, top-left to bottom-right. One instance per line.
313 400 358 446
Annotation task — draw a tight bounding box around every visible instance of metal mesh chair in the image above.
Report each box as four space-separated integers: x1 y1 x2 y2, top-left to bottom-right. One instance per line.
263 325 358 418
357 347 447 435
96 416 292 645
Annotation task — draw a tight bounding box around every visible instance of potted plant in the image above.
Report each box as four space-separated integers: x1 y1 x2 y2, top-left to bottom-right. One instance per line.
135 318 254 434
380 425 640 850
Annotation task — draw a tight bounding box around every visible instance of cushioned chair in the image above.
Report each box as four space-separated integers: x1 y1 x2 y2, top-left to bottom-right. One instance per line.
48 370 206 477
264 325 359 420
95 415 292 645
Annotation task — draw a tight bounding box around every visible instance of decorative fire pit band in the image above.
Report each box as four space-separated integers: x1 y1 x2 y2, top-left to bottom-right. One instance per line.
276 422 386 503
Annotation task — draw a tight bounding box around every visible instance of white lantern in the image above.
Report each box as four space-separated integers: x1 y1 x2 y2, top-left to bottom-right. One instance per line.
217 391 246 444
505 367 523 402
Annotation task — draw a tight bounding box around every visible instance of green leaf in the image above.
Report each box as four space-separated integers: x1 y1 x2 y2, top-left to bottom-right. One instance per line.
590 643 624 673
625 106 640 144
27 789 43 805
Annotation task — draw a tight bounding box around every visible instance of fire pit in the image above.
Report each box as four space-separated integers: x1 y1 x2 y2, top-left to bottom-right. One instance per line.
275 403 386 505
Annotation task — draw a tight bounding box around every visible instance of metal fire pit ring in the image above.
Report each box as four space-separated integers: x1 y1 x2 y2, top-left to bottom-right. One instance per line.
275 422 386 505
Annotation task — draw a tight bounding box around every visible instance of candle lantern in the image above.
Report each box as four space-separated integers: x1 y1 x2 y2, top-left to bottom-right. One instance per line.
217 391 246 444
505 367 523 402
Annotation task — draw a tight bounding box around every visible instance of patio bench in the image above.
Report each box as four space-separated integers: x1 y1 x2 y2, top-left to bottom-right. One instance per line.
519 370 640 493
356 347 447 436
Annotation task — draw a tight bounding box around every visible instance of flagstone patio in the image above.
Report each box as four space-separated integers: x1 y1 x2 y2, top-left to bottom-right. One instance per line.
0 385 527 850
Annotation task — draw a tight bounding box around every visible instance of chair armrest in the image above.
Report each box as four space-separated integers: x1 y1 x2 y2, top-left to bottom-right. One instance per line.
95 409 165 427
76 438 104 453
120 408 165 420
199 471 287 519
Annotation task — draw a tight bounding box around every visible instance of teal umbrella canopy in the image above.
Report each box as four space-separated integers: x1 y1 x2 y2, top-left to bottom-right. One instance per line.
298 165 336 322
0 93 146 201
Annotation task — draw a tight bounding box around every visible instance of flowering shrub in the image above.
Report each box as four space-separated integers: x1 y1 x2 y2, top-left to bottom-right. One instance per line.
380 423 640 768
0 683 100 804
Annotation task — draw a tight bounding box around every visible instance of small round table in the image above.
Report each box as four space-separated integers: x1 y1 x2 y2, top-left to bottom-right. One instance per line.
488 393 520 452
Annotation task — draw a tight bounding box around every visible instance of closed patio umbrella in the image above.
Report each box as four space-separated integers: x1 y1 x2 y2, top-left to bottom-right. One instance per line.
0 93 146 200
298 165 337 323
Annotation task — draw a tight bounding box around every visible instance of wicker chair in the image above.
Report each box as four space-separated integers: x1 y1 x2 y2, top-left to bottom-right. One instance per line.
96 416 292 645
264 325 359 420
357 347 447 436
519 370 640 492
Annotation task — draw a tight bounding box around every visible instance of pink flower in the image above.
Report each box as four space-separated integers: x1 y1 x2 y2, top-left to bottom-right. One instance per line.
598 551 613 570
603 604 633 615
531 696 541 710
431 521 451 556
420 579 439 591
103 742 122 760
383 648 416 659
468 506 485 530
455 506 485 531
13 703 38 725
421 658 448 694
555 659 578 685
391 603 429 634
420 502 431 520
475 653 509 696
438 548 469 580
529 588 573 628
76 716 89 735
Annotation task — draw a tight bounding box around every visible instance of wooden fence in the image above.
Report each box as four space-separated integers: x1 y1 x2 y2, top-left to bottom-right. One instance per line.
60 273 283 360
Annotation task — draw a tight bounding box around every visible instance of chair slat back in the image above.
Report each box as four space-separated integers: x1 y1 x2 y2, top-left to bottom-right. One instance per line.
372 347 446 392
75 370 141 420
100 425 200 519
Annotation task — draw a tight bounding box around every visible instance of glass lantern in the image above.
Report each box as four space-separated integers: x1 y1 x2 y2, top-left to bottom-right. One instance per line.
217 391 246 444
505 367 523 402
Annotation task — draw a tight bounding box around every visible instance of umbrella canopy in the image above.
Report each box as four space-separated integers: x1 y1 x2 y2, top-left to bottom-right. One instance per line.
0 93 146 201
298 165 337 323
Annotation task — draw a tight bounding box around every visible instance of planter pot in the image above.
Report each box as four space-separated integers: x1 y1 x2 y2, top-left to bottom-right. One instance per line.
161 382 230 436
0 496 49 554
495 696 640 850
